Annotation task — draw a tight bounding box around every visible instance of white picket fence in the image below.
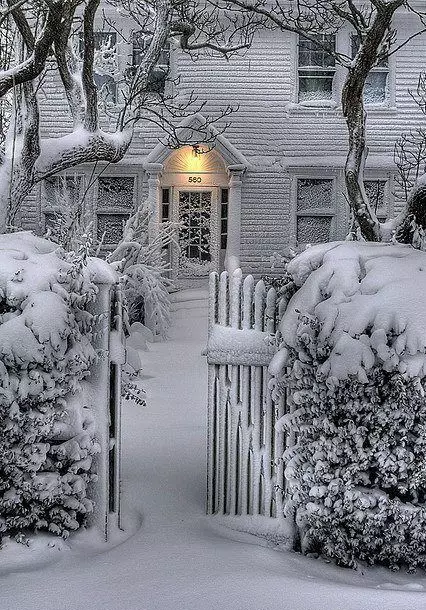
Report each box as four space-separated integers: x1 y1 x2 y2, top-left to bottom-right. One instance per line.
206 269 287 518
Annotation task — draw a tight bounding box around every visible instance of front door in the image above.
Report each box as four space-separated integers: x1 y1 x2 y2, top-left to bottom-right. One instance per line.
175 189 218 280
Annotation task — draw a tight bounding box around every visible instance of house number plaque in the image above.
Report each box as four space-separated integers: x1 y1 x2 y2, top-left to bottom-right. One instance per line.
188 176 202 183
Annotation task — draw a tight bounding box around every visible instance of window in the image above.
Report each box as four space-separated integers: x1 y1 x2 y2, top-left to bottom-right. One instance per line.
42 175 83 230
351 35 389 104
132 31 170 94
296 178 334 243
364 180 387 221
298 35 336 102
79 32 118 103
96 177 135 246
220 188 228 250
162 188 170 221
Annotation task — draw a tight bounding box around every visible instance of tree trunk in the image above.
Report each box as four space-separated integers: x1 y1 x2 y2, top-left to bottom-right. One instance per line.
341 1 404 242
342 79 380 242
0 160 34 230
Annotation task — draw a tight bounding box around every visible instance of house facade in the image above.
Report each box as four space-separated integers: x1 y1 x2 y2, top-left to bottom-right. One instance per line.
20 5 426 280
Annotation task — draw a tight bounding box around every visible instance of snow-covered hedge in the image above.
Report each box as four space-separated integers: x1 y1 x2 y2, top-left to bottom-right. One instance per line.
270 242 426 570
0 233 102 541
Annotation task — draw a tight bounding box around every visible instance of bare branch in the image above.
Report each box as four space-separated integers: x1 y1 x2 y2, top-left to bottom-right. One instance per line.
0 0 63 98
0 0 28 29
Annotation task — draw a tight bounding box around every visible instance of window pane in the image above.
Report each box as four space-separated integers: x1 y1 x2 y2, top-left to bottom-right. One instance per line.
44 212 57 230
162 204 169 221
299 35 335 67
351 34 387 67
94 32 116 51
44 176 81 208
79 32 117 103
162 188 170 204
364 71 388 104
297 216 332 243
97 177 135 210
364 180 386 215
97 214 129 244
94 73 117 103
297 178 333 211
298 72 334 102
133 32 170 68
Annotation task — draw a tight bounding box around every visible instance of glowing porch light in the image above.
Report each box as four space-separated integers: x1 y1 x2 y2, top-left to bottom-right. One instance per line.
185 145 204 172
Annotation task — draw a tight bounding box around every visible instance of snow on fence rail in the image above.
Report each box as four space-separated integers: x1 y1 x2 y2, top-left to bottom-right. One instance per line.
206 269 287 518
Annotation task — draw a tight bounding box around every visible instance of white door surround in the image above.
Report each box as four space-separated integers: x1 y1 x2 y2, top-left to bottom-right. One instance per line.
144 114 249 276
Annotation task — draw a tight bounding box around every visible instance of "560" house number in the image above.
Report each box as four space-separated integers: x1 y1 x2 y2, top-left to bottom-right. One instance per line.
188 176 202 183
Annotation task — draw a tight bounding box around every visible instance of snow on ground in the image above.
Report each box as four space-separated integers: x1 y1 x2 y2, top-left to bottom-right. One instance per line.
3 288 426 609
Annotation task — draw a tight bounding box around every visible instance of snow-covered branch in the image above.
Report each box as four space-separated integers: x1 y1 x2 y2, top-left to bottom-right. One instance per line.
0 0 64 98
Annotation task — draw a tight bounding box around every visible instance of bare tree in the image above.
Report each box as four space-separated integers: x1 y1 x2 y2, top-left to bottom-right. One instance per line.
217 0 426 242
0 0 258 231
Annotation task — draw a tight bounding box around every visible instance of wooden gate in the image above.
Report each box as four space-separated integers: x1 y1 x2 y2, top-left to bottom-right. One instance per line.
206 269 287 518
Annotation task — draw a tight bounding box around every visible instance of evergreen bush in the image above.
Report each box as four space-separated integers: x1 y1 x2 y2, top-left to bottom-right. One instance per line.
271 242 426 570
0 233 100 542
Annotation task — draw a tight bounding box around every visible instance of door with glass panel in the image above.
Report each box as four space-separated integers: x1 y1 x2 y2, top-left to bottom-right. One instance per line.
174 189 218 279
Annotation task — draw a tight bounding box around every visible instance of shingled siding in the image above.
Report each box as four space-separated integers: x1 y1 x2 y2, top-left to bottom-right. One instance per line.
27 11 426 274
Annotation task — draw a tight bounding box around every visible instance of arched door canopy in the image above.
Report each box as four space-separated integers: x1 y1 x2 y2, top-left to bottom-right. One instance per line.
144 113 250 171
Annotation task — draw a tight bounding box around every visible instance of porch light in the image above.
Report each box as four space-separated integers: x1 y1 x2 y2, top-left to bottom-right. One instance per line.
186 145 203 172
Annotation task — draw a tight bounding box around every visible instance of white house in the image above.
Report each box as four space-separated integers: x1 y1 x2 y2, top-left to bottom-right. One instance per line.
19 4 426 281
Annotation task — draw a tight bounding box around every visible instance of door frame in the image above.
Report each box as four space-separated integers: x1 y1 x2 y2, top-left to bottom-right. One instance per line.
171 186 220 280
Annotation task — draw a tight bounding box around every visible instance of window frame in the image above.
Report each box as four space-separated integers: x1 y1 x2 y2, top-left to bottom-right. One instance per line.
297 34 337 105
41 174 85 233
291 173 338 245
78 30 119 105
350 34 390 106
131 30 171 95
94 175 137 248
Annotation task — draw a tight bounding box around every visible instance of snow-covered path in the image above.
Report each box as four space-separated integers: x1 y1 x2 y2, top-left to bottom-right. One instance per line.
3 289 426 609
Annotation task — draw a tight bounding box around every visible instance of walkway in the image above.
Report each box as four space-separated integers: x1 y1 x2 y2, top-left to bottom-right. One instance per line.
1 289 426 610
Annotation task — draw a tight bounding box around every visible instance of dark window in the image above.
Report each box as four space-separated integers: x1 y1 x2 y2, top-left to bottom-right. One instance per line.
79 32 117 103
298 35 336 102
97 177 135 210
97 213 130 245
221 188 228 250
96 177 135 247
364 180 387 220
162 188 170 221
132 31 170 94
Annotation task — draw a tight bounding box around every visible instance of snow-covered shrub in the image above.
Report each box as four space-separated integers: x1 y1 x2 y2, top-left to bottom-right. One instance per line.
108 202 177 338
270 241 426 570
0 232 101 542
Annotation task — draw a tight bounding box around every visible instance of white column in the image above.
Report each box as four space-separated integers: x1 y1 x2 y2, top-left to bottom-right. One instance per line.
225 164 246 274
145 162 163 242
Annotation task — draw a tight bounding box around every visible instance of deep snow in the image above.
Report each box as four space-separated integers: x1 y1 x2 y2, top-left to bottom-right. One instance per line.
2 288 426 609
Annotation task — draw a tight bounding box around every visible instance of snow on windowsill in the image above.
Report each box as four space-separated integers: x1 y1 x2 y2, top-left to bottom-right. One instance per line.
285 101 397 114
285 100 338 113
